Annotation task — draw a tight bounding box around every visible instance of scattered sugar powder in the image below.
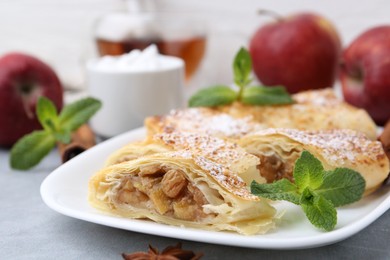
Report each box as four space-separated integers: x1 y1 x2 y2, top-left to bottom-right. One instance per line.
154 132 249 167
193 155 257 200
160 136 257 199
164 108 262 139
292 88 341 107
252 128 384 164
166 149 193 159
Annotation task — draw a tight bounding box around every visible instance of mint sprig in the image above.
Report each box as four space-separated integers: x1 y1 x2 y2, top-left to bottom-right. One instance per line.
241 86 293 106
188 85 237 107
300 188 337 232
233 47 252 100
10 96 102 170
188 47 293 107
251 150 366 231
10 131 56 171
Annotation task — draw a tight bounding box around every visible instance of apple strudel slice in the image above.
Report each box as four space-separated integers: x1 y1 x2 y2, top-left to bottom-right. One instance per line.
219 89 377 140
145 107 262 141
239 128 389 195
105 132 265 185
88 150 276 235
145 89 377 140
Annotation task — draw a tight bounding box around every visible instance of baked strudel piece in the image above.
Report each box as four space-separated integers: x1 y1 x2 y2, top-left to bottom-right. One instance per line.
219 89 377 140
89 134 276 235
145 107 261 141
239 128 389 195
145 89 377 140
105 132 265 185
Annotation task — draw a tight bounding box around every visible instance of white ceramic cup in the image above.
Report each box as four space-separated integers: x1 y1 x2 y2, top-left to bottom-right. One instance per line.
86 55 184 138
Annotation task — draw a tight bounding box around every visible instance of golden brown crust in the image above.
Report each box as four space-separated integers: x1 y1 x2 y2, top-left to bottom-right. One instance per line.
90 88 386 235
239 128 390 195
249 128 385 166
106 132 266 187
292 88 341 106
145 88 378 140
89 147 276 235
152 132 262 200
145 107 262 140
219 89 377 140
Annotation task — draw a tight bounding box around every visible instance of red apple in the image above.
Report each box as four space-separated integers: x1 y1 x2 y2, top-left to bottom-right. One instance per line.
0 53 63 147
249 12 341 93
340 26 390 126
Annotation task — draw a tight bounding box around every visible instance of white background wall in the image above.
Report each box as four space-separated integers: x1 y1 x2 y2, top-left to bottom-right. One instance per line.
0 0 389 97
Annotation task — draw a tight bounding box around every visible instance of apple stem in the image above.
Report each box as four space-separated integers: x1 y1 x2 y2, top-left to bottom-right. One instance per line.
257 9 284 22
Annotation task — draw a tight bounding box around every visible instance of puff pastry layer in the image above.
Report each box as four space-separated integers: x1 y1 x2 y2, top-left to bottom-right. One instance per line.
145 89 377 140
239 128 389 195
89 133 276 235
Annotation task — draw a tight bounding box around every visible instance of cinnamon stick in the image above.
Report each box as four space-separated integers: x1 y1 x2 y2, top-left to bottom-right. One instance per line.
57 124 96 163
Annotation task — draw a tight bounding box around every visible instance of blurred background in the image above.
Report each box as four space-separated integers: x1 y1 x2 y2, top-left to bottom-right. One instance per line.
0 0 389 99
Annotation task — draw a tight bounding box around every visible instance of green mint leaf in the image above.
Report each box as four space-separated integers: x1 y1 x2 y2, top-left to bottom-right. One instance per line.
58 97 102 132
188 47 294 107
250 179 301 205
37 96 59 132
10 130 56 170
316 168 366 207
188 85 237 107
294 151 324 192
300 188 337 231
53 129 72 144
233 47 252 88
241 86 294 105
250 150 366 232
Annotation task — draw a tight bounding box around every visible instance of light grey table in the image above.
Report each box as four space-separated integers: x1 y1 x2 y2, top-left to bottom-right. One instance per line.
1 148 389 260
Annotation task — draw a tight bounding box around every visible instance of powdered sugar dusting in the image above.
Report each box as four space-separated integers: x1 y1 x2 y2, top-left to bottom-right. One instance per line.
252 128 385 164
147 88 376 141
194 155 258 200
161 108 262 139
154 132 251 170
292 88 341 106
153 132 259 200
166 149 193 159
164 147 258 200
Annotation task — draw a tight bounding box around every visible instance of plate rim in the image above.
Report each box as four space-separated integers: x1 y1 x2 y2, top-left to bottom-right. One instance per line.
40 127 390 250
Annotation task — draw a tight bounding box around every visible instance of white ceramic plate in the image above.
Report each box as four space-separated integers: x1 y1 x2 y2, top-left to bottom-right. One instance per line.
40 127 390 249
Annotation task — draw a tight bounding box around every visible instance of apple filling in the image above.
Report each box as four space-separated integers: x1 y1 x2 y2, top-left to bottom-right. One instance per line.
116 165 212 221
256 151 300 183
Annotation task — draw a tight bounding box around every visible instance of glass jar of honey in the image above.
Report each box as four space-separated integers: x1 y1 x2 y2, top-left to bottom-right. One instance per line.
94 0 206 81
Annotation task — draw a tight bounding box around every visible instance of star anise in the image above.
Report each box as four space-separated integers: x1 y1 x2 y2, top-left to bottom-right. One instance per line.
122 243 203 260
